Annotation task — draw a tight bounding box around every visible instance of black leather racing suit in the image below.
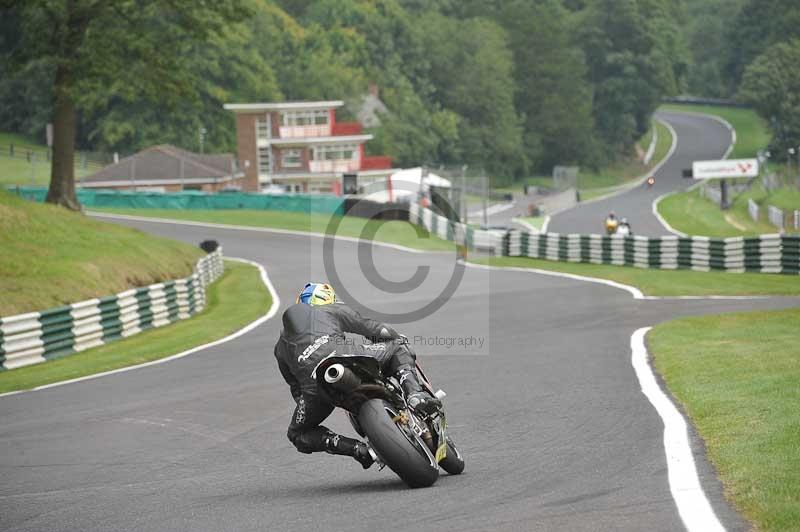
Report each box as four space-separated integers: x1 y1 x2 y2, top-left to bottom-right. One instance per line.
274 302 419 456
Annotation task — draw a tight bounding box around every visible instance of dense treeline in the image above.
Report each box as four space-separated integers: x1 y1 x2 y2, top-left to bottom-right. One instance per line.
1 0 695 187
684 0 800 157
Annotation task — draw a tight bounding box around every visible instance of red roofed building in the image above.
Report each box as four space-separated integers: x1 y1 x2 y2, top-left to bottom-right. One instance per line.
224 100 394 194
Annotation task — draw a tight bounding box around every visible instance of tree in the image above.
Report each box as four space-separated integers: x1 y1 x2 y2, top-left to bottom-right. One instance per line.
578 0 687 159
683 0 744 97
724 0 800 94
420 14 524 176
493 0 596 172
738 39 800 157
6 1 250 210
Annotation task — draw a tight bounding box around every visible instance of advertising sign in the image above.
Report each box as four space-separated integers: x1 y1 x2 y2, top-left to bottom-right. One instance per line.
692 158 759 179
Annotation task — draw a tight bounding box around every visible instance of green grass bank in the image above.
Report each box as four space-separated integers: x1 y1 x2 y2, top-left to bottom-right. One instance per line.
0 189 203 316
0 260 271 394
494 119 673 199
576 119 674 197
0 132 96 186
649 308 800 531
658 184 798 237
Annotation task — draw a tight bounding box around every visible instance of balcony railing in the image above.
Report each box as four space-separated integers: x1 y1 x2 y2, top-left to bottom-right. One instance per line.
361 155 392 170
279 124 331 138
309 159 360 173
331 122 363 136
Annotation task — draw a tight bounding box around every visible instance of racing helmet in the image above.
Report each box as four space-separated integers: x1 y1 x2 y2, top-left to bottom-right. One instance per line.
297 283 336 306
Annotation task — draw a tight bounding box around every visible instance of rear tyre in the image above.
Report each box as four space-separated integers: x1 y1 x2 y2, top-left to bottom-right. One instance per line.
439 436 465 475
358 399 439 488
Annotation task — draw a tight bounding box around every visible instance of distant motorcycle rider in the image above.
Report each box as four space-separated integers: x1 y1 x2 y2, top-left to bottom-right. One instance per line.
617 217 632 236
274 283 441 469
604 211 619 234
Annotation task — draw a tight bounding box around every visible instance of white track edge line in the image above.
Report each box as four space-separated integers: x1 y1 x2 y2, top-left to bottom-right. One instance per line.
511 217 542 234
465 261 645 299
465 261 772 301
540 215 551 234
652 191 688 237
468 201 515 218
631 327 726 532
87 211 439 255
0 257 280 399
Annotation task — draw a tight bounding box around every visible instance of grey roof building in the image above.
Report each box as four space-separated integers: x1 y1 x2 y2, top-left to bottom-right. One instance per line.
80 145 242 191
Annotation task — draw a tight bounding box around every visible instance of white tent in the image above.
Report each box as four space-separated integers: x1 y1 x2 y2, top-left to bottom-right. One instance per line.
364 167 451 203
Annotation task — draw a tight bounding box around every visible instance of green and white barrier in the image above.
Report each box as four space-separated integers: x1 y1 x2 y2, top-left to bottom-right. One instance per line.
408 202 504 253
504 231 800 274
0 249 224 371
408 203 800 274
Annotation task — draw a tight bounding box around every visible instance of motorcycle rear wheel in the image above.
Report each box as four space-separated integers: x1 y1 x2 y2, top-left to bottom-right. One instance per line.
358 399 439 488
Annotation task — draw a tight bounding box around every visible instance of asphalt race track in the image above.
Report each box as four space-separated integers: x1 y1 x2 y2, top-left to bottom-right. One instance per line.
1 112 795 532
3 217 799 532
549 111 733 237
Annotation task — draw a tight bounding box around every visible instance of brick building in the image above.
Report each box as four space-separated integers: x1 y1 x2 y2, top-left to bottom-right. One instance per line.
223 100 394 194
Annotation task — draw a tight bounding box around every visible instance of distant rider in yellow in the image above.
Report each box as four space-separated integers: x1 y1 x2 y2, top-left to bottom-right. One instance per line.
604 211 619 234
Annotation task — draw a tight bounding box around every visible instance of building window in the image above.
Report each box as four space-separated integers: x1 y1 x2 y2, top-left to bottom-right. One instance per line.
308 180 333 194
282 110 329 127
313 144 358 161
281 149 301 168
256 115 270 140
258 146 271 175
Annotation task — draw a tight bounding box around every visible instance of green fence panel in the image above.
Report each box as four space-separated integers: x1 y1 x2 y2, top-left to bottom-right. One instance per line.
7 187 345 215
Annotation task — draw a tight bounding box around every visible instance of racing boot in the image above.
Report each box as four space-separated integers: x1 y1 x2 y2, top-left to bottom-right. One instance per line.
352 442 377 469
398 369 441 415
323 431 375 469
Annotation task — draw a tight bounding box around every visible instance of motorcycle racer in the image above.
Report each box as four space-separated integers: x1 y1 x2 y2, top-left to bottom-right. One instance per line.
604 211 619 234
274 283 441 469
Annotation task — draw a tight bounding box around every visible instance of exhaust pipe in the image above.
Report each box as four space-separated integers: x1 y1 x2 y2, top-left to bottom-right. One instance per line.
324 363 361 391
325 364 346 384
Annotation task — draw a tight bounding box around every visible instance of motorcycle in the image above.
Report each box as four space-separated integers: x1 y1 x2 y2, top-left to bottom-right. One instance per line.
311 352 465 488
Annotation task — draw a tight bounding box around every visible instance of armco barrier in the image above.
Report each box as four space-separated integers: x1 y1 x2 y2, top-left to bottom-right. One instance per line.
767 205 784 230
748 198 759 222
0 249 224 371
409 204 799 274
408 202 504 253
8 186 345 215
504 231 800 274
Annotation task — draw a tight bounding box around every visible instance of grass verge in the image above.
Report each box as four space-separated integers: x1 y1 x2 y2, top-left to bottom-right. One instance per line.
659 104 770 159
1 189 203 316
649 308 800 531
472 256 800 297
657 187 777 237
514 216 546 231
0 132 96 186
0 260 270 394
658 182 798 237
93 208 456 252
